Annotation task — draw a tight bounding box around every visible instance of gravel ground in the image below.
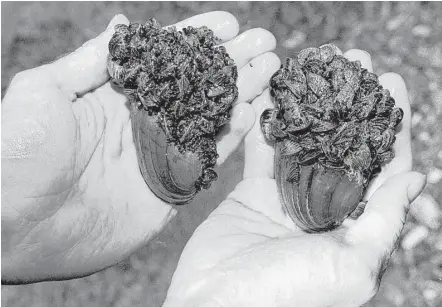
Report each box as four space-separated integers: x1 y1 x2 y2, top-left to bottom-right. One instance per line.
1 2 441 307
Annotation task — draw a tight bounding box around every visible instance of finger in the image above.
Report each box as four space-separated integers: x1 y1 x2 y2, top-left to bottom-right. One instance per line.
236 52 281 104
216 103 255 165
170 11 239 43
222 28 277 69
364 73 412 200
345 172 426 269
344 49 373 72
48 12 239 97
47 14 129 97
243 89 275 179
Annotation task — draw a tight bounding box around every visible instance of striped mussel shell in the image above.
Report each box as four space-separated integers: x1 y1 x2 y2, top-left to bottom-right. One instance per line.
275 144 365 232
131 107 200 204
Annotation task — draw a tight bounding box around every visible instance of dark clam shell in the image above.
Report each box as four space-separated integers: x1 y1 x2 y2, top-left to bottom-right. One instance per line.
131 107 200 204
275 143 364 232
108 19 238 205
262 44 403 232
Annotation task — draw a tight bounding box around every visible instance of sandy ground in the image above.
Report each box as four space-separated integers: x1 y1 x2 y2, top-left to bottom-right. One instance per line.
2 2 441 307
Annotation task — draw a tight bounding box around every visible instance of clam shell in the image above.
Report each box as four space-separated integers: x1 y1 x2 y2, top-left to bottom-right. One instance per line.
131 106 201 204
262 44 403 233
275 142 364 232
107 19 238 205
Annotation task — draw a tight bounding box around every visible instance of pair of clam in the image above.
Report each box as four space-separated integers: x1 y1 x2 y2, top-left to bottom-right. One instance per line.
107 19 403 233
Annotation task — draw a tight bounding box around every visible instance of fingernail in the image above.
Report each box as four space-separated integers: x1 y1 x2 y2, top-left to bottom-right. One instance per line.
362 50 372 59
407 172 427 202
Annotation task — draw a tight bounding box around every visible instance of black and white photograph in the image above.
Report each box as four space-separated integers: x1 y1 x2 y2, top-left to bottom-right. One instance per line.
1 1 441 307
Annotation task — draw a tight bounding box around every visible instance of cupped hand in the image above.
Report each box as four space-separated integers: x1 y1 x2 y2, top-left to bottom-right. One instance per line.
163 49 427 307
1 12 279 284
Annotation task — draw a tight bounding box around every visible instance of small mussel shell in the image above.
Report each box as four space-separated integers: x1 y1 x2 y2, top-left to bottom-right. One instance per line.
131 106 201 204
275 143 364 232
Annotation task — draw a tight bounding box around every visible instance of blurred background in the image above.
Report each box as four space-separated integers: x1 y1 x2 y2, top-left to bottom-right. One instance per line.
1 2 441 306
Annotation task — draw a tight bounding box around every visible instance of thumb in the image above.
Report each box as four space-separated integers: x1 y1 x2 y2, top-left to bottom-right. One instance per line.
243 89 275 179
47 14 129 96
346 171 426 264
216 103 255 165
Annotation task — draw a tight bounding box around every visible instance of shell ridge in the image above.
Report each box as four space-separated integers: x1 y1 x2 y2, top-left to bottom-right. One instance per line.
304 164 319 230
165 145 197 196
320 166 342 229
145 120 182 202
132 117 167 200
134 112 193 204
322 168 344 229
297 165 315 230
277 146 299 224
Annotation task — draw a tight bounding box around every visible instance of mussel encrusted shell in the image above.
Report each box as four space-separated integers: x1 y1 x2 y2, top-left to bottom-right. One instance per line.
261 44 403 232
107 19 238 204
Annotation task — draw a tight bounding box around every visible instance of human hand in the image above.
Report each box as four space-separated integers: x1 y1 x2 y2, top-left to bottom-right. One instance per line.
1 12 278 284
163 49 427 307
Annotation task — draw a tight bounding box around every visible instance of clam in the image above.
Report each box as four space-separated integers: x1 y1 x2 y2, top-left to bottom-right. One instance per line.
261 44 403 232
108 19 238 204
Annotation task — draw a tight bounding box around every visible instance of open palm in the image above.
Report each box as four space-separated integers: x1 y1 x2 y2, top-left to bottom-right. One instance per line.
1 12 281 284
163 50 426 307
